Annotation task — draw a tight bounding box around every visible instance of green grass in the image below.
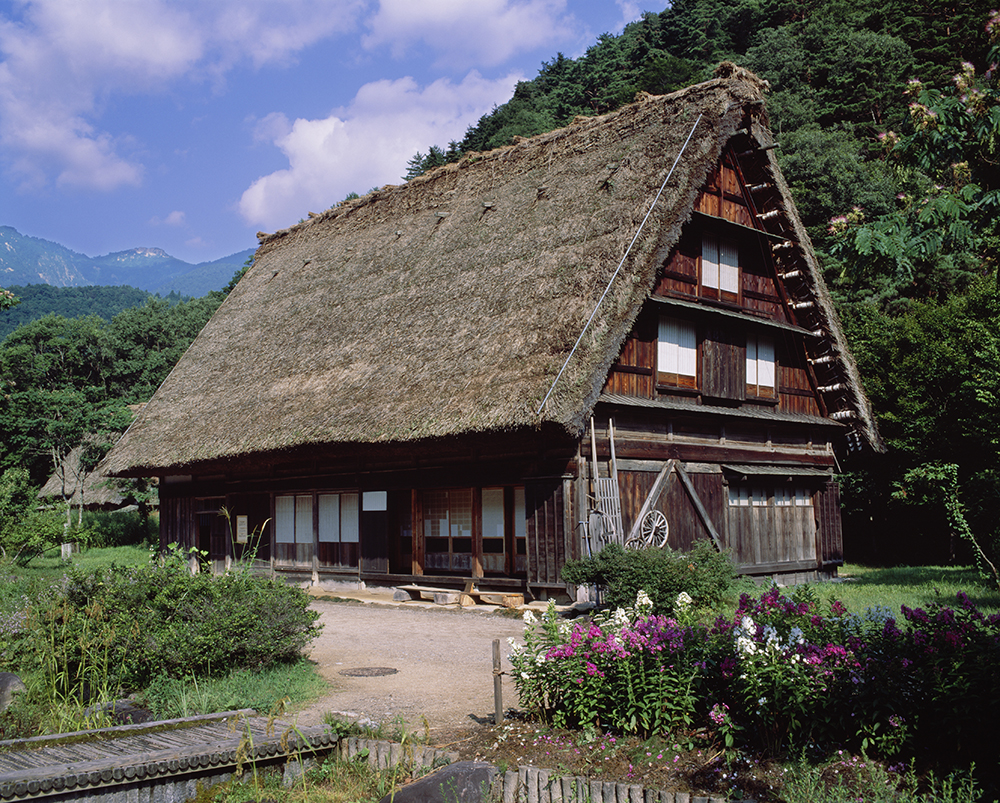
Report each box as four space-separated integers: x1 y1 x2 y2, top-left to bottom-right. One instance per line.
3 543 150 581
140 658 329 720
814 563 1000 616
0 545 152 617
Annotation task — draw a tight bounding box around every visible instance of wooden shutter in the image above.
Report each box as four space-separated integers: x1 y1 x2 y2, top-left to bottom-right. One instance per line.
701 324 744 400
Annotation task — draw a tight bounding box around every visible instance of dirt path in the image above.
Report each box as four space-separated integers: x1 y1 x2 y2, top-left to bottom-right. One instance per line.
286 598 528 740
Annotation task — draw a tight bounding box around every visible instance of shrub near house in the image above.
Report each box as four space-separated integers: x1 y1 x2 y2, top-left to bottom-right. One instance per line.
0 548 320 733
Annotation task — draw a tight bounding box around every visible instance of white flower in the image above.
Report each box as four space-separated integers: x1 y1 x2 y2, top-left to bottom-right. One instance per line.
636 589 654 614
736 636 757 656
522 609 537 626
675 591 693 610
521 671 531 680
789 626 805 646
612 607 630 629
763 625 780 650
557 621 572 637
507 637 522 653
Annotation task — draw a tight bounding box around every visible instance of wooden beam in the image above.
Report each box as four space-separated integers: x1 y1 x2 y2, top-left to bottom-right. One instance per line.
674 463 725 552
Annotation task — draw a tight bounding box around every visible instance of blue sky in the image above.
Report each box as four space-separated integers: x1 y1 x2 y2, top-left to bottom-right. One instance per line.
0 0 651 265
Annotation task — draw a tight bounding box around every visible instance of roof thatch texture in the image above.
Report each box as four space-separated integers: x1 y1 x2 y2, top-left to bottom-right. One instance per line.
104 74 877 477
39 445 129 509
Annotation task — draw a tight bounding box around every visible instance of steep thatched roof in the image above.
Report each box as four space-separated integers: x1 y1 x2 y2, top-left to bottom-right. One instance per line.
104 73 878 477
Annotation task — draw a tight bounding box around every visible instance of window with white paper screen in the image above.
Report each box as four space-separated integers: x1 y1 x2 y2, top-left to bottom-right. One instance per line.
702 233 720 288
719 238 740 294
294 495 312 544
746 333 776 397
275 495 295 543
701 233 739 298
658 317 697 387
318 494 340 542
340 493 359 542
482 488 505 539
482 488 506 572
514 486 527 573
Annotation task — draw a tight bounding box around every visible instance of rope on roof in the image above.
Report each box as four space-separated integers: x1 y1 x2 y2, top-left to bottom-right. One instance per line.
536 113 704 416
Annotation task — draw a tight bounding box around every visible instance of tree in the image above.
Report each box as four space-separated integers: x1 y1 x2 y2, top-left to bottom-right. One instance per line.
839 278 1000 567
828 33 1000 308
0 288 18 312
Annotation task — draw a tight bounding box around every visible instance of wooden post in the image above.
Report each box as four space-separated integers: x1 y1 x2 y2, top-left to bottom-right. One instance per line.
492 639 503 725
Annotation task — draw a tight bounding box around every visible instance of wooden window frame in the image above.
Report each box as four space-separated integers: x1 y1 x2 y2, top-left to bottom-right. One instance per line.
700 233 740 304
745 331 777 400
657 316 698 390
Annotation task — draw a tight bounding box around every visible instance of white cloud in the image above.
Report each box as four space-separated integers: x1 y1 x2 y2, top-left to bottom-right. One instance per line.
613 1 645 32
150 210 186 227
0 0 365 193
239 71 520 230
363 0 575 68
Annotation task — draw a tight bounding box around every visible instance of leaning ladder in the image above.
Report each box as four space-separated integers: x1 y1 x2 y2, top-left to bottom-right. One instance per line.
590 418 624 549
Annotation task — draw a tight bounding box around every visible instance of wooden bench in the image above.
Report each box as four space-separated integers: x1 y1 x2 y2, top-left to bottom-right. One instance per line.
395 583 524 609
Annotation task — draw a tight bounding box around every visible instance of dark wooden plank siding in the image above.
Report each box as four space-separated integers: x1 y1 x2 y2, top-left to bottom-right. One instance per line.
526 478 565 585
618 470 657 537
654 241 699 298
727 490 819 568
160 496 195 550
817 479 844 565
776 340 821 415
701 325 744 400
606 317 656 397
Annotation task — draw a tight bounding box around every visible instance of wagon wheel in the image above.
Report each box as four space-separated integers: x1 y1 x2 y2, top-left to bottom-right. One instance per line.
636 509 669 549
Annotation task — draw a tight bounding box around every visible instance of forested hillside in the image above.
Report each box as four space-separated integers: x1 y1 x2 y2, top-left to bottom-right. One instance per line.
3 0 1000 572
0 289 229 490
0 285 154 340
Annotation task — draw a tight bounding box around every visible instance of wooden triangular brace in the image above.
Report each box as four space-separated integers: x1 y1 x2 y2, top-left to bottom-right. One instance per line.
625 459 676 547
675 463 725 552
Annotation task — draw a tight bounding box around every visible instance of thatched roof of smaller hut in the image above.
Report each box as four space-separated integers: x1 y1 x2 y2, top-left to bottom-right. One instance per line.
39 445 129 510
104 72 879 477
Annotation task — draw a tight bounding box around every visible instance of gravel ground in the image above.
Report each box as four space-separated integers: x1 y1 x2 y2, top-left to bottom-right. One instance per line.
286 594 529 739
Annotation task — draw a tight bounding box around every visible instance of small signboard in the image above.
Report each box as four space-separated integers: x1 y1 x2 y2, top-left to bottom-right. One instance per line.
236 515 249 544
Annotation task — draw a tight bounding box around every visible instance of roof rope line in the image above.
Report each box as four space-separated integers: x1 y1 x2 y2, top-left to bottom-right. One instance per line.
536 113 704 417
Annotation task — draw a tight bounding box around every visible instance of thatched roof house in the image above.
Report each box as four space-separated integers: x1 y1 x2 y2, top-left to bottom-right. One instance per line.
39 445 128 510
105 69 879 593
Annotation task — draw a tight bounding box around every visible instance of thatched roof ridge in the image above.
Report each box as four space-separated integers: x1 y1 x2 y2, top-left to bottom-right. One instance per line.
104 74 875 477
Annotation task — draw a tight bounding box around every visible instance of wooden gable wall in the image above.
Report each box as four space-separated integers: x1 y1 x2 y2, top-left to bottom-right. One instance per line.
604 148 823 419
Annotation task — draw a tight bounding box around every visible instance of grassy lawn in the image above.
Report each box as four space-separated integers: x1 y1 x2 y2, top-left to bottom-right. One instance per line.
816 562 1000 615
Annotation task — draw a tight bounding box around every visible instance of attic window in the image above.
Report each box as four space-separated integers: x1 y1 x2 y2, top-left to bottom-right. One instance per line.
701 234 739 301
746 332 776 398
657 317 697 389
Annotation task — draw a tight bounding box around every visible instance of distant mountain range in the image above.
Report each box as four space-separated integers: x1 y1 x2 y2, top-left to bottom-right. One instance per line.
0 226 255 297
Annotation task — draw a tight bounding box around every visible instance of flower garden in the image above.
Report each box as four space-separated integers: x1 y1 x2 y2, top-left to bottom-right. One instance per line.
509 585 1000 799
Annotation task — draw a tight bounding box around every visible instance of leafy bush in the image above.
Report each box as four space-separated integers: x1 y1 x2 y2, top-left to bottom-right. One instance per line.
5 554 321 699
0 468 63 565
560 541 737 613
76 509 157 548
